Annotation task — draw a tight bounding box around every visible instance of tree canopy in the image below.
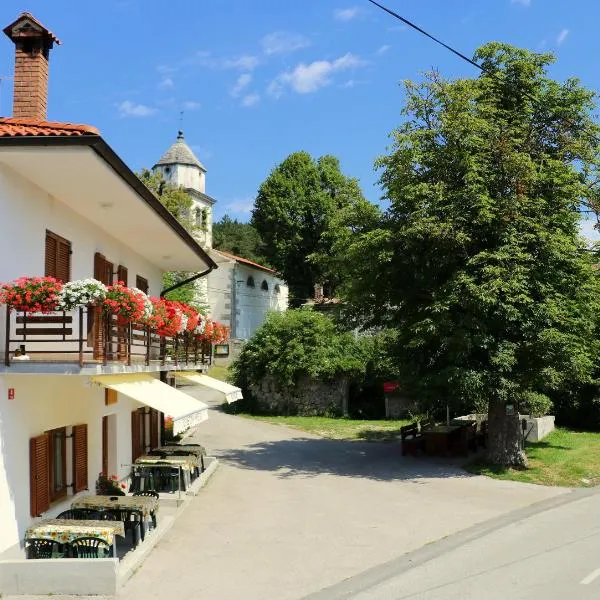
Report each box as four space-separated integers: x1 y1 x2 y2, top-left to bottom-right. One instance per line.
252 151 369 304
335 43 600 465
213 215 267 265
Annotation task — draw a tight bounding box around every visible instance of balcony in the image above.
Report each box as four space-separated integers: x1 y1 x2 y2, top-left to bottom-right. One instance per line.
3 307 212 373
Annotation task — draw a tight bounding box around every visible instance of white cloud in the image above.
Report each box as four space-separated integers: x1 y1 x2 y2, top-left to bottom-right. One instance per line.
261 31 310 55
556 28 569 45
579 217 600 245
375 44 391 56
224 197 254 215
157 64 177 74
183 101 201 110
158 77 174 90
189 51 260 71
334 6 359 21
268 53 367 97
241 93 260 107
511 0 531 6
116 100 157 118
231 73 252 97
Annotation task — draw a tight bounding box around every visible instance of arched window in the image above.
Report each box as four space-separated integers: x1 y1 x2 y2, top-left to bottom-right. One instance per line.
274 284 281 294
261 280 269 291
246 276 255 287
195 207 202 226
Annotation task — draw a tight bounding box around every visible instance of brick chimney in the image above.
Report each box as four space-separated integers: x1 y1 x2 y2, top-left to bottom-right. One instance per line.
3 13 61 120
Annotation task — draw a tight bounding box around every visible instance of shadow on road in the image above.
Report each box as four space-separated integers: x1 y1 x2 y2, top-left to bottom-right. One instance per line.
217 436 479 482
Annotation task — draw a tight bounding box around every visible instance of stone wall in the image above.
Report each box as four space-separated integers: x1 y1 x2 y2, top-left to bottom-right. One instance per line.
249 375 349 416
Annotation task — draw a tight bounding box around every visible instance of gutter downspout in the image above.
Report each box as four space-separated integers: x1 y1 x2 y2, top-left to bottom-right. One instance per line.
160 265 215 298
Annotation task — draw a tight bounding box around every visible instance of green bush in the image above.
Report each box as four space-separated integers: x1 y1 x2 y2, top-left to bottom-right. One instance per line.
231 309 366 413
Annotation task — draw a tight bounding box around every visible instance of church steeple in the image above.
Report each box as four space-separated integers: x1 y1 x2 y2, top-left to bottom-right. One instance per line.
153 130 215 249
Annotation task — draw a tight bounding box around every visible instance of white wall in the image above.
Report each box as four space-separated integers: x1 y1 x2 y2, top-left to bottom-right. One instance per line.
0 164 163 293
206 259 234 330
0 373 160 555
157 164 206 195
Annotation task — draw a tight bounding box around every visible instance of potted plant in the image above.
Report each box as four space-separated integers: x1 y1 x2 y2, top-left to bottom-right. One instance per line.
103 282 146 325
56 279 107 311
95 473 126 496
0 276 63 313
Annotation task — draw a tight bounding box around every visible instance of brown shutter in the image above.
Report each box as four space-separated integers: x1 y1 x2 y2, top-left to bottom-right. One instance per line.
92 253 113 359
136 275 149 294
150 409 159 449
56 238 71 283
45 233 57 278
72 424 88 493
131 411 141 462
30 434 50 517
117 265 128 286
102 417 108 477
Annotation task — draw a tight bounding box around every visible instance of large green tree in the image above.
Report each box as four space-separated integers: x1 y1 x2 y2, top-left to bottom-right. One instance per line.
337 43 600 466
252 151 369 304
213 215 267 265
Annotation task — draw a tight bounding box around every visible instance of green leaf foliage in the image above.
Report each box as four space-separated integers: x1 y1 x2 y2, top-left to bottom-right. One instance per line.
231 309 365 390
252 151 369 305
335 43 600 456
213 215 268 265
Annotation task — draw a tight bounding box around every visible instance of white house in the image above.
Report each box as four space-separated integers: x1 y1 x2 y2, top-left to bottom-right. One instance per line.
0 12 239 581
153 134 289 349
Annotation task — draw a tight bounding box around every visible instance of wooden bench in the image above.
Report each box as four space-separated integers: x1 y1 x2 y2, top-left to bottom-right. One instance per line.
401 422 424 456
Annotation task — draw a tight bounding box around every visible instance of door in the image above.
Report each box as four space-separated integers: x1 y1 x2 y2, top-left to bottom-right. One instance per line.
92 253 114 360
102 416 108 477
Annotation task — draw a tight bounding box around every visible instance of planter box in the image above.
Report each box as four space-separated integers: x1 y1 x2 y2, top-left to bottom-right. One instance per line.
454 413 555 442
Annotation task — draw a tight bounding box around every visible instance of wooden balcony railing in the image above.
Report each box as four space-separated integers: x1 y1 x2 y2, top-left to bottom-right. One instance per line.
4 307 212 368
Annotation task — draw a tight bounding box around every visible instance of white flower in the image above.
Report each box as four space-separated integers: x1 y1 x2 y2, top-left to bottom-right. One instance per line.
56 279 107 311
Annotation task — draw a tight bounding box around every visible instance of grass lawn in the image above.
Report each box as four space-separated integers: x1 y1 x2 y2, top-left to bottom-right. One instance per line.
241 415 412 442
207 365 231 383
466 427 600 488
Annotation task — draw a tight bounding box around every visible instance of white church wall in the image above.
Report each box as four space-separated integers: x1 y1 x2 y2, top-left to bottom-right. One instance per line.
206 260 234 332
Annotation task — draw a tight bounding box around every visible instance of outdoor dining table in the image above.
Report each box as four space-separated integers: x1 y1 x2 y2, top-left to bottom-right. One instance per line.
422 424 464 457
25 518 125 558
134 454 201 492
153 445 206 470
71 494 159 524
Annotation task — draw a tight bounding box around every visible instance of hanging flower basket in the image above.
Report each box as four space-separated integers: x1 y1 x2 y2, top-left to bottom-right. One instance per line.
147 298 182 337
56 279 107 311
0 276 62 313
103 283 146 324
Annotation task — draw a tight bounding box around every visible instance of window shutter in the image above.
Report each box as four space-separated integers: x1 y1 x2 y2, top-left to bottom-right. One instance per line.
136 275 149 294
56 238 71 283
94 253 113 285
150 409 158 449
131 411 141 462
117 265 128 286
30 434 50 517
45 233 57 278
72 424 88 493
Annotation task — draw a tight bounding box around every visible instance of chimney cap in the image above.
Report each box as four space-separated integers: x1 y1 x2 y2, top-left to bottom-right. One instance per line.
3 12 61 46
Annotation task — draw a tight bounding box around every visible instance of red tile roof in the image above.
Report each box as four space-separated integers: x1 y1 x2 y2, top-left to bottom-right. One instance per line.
216 250 277 274
0 117 99 137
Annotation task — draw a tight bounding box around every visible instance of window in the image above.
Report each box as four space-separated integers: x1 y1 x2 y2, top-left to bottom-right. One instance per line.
117 265 128 286
195 207 203 226
246 276 255 287
45 230 71 283
29 424 88 517
136 275 149 294
275 284 281 294
48 427 67 502
261 280 269 291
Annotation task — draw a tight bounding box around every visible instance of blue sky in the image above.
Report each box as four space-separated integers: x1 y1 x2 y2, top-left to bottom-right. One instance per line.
0 1 598 229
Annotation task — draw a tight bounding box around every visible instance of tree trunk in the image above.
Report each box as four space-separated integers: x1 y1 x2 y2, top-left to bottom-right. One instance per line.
487 400 527 467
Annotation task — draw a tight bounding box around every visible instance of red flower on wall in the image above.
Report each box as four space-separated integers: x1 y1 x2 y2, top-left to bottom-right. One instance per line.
0 276 63 313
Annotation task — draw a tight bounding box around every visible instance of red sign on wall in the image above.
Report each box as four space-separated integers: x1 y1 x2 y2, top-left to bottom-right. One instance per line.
8 388 15 400
383 381 400 393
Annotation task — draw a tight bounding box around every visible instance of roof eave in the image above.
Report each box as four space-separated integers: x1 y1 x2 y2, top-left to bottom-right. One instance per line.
0 134 217 272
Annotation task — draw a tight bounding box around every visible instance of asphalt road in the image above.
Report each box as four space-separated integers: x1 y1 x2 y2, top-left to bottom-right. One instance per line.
304 490 600 600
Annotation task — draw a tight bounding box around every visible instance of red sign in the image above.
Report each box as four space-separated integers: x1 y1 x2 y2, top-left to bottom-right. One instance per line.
8 388 14 400
383 381 400 393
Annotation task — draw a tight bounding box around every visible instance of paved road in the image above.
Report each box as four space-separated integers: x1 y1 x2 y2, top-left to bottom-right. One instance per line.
307 491 600 600
114 389 564 600
6 391 567 600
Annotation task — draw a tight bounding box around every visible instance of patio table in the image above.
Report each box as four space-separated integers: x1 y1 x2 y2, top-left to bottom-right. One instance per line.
135 455 200 492
422 424 464 457
25 518 125 557
153 445 206 471
71 494 159 520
